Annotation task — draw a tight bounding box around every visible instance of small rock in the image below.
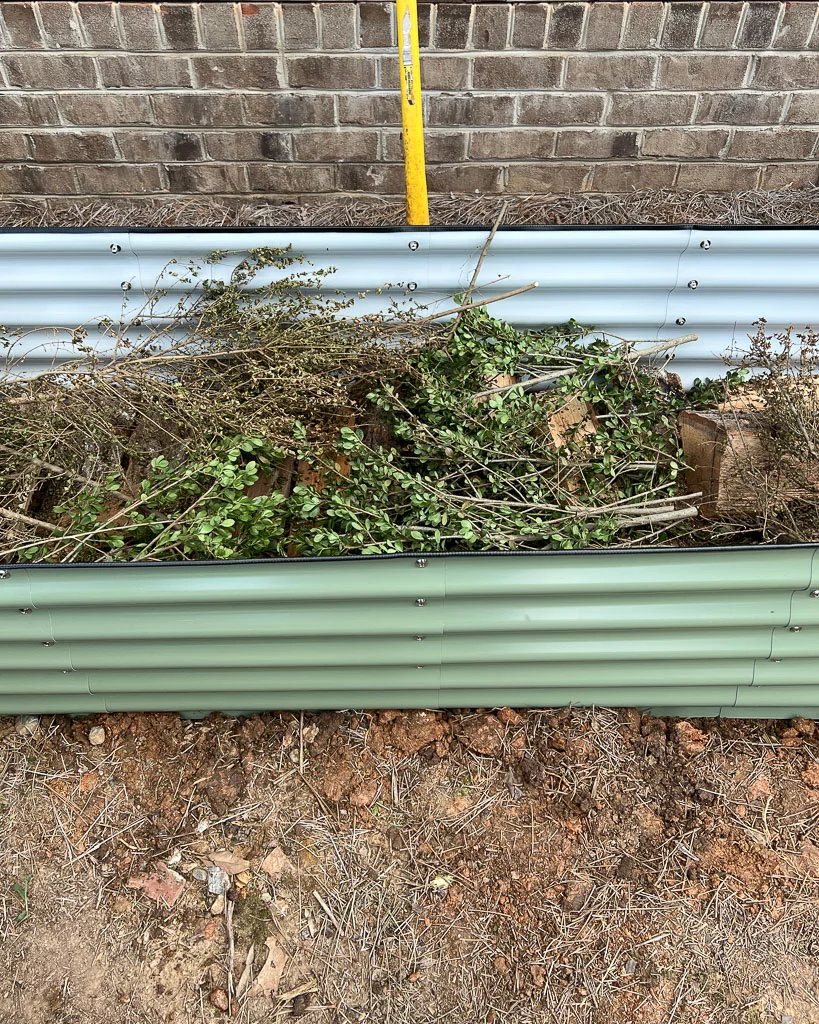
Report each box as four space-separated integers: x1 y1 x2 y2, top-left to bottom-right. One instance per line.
210 895 225 916
496 707 522 725
209 988 229 1012
349 779 379 807
456 715 505 757
14 715 39 737
624 959 637 976
127 862 186 907
791 718 815 737
802 764 819 789
88 726 106 746
292 993 312 1017
207 866 229 895
261 846 292 879
747 775 771 801
191 868 208 883
673 721 708 756
779 727 803 748
562 878 593 912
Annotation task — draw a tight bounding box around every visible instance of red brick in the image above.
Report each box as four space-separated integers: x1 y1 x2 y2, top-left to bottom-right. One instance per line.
471 129 555 160
167 163 249 194
0 132 29 160
426 164 504 193
696 93 787 125
77 2 120 48
245 93 335 127
727 128 818 161
0 3 43 48
621 2 664 48
116 130 205 162
241 2 279 50
657 54 750 91
359 3 393 48
59 92 153 126
676 162 761 189
607 93 697 126
547 3 586 48
28 130 117 162
518 93 605 127
98 55 192 89
292 129 379 163
320 4 357 50
428 94 516 127
511 4 547 49
641 127 729 158
592 161 679 190
152 93 244 127
473 55 562 90
564 54 654 91
661 2 704 49
698 2 743 48
761 163 819 188
337 163 404 193
73 164 166 194
38 2 84 48
0 93 60 126
204 130 291 162
506 162 594 192
338 93 400 126
584 3 627 49
287 56 376 90
159 4 198 50
247 163 336 193
3 53 98 89
556 129 639 159
472 5 510 49
737 2 780 48
199 3 241 51
193 55 279 90
118 3 162 50
281 3 318 49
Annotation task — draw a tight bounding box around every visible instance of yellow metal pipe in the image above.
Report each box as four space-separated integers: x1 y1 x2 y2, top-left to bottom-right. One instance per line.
396 0 429 225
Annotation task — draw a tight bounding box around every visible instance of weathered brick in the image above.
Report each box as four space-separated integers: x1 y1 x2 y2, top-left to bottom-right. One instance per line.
606 93 697 126
60 92 153 126
199 3 241 51
471 5 509 49
152 92 244 127
474 55 561 90
754 55 819 90
77 2 121 48
428 93 515 127
698 2 743 48
0 3 42 48
28 130 117 162
379 56 399 89
116 130 205 162
435 4 471 48
321 3 356 49
642 127 729 157
592 162 679 190
74 164 166 194
0 164 76 194
38 2 84 48
547 3 586 48
118 3 162 50
338 93 400 126
773 3 818 50
556 129 639 158
3 53 98 89
0 93 60 126
241 2 280 50
427 164 504 193
737 1 780 48
287 55 376 89
159 4 199 49
787 92 819 123
194 55 278 90
657 54 749 91
280 3 318 49
382 129 466 162
167 163 248 193
292 129 378 162
471 129 555 160
676 162 760 189
565 54 654 91
337 163 404 193
517 93 605 126
417 4 432 48
0 133 29 160
247 163 336 193
761 163 819 187
420 56 470 90
98 54 193 89
506 162 593 192
204 130 291 161
584 3 626 49
728 128 818 160
245 92 335 127
511 4 547 49
621 2 664 48
359 3 393 48
661 2 703 49
696 92 787 125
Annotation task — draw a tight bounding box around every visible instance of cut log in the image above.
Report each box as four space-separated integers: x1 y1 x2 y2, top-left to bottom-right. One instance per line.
545 397 599 449
679 409 819 519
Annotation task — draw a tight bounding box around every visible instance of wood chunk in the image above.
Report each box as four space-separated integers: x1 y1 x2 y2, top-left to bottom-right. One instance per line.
544 397 598 449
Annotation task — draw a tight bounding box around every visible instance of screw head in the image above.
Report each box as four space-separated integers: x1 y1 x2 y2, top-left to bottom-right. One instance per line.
110 243 122 254
415 598 427 607
408 241 419 251
42 640 55 647
415 558 428 568
407 282 418 292
19 607 31 614
415 635 426 641
790 625 802 632
120 281 132 291
700 240 711 250
810 590 819 598
688 280 699 290
0 570 9 579
676 317 687 326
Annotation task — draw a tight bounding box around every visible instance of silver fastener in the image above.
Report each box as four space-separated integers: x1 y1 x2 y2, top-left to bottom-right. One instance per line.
408 241 419 251
772 659 782 663
790 625 802 632
415 635 426 641
19 607 31 614
121 281 132 291
416 558 428 568
688 280 698 290
42 640 55 647
110 243 121 254
415 598 427 607
0 570 9 579
811 590 819 598
676 317 686 326
407 282 418 291
700 240 711 250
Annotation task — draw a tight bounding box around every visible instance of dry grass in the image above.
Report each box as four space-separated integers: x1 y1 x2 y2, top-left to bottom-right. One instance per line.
1 186 819 229
1 708 818 1024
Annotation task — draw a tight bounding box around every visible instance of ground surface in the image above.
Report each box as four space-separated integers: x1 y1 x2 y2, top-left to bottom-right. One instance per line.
0 708 818 1024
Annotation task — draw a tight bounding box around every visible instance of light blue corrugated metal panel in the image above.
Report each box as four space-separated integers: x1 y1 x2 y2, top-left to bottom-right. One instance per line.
2 227 819 385
1 546 818 717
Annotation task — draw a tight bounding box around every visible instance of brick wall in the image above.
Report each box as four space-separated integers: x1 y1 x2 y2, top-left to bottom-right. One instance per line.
0 2 818 199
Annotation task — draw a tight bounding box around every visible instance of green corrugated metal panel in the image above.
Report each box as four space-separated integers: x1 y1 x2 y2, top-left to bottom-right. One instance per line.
1 546 818 718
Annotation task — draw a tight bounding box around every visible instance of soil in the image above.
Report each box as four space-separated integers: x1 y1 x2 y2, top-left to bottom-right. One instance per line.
1 708 818 1024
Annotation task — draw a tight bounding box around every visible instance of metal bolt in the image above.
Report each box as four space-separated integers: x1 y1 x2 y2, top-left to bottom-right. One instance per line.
790 625 802 632
407 282 418 291
408 241 419 251
415 598 427 607
62 669 73 674
0 570 9 579
415 558 428 568
110 243 122 254
676 317 686 326
121 281 132 291
415 635 426 641
772 659 782 663
19 608 31 615
810 590 819 598
700 240 711 250
688 280 699 290
42 641 55 647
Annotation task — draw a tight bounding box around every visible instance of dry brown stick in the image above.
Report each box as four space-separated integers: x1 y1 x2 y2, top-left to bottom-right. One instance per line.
0 443 129 502
413 282 538 327
448 201 509 339
614 506 699 529
0 506 61 533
